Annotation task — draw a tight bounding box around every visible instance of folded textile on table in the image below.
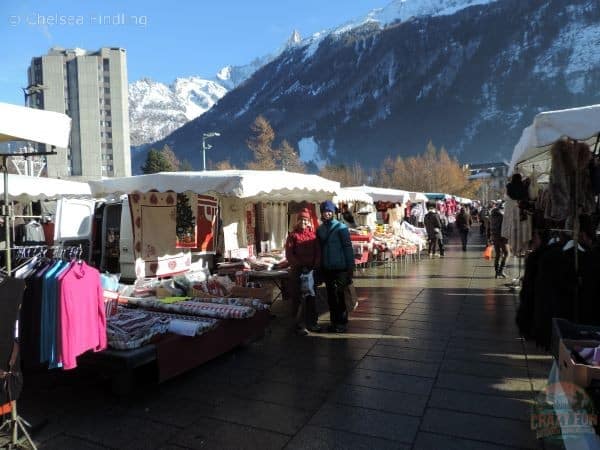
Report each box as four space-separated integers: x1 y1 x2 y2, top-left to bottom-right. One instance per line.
142 310 220 335
191 296 270 311
126 297 256 319
107 309 170 350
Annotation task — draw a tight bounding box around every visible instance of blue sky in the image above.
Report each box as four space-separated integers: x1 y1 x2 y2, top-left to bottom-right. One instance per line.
1 0 388 105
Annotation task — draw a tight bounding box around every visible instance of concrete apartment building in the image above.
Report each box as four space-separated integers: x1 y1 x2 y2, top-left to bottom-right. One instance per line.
27 47 131 179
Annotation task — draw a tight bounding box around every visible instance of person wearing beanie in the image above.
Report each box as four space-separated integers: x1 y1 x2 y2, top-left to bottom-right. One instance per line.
317 200 355 333
285 207 321 335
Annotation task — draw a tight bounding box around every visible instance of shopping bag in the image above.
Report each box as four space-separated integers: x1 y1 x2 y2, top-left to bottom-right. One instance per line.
483 245 493 260
344 282 358 313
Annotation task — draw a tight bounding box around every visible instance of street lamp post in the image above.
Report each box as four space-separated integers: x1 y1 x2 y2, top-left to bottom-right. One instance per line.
202 132 220 171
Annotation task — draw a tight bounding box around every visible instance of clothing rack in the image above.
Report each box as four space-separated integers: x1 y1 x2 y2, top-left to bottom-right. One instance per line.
1 151 56 274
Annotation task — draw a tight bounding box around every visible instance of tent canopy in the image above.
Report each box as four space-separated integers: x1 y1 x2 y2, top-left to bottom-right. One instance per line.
333 188 373 204
0 174 92 201
88 170 340 202
0 102 71 148
425 193 451 201
509 104 600 174
344 185 409 204
409 192 428 203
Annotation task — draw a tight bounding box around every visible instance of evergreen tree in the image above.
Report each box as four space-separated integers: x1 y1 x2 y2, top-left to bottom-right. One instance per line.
141 148 173 174
176 193 196 246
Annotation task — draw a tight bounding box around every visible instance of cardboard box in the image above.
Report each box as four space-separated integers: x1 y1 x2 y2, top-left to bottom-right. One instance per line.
558 338 600 388
230 286 273 304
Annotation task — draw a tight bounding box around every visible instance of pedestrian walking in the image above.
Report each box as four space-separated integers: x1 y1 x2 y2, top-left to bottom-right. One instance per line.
424 203 444 257
480 204 491 237
317 200 355 333
490 202 509 278
285 207 321 335
456 206 472 251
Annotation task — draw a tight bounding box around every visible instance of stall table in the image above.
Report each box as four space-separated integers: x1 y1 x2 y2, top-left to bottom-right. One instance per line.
247 270 290 303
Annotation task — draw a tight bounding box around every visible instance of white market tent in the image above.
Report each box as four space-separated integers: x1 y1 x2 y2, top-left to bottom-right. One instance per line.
409 192 428 203
509 104 600 175
344 185 409 204
0 174 91 201
0 102 71 148
88 170 340 202
0 102 73 272
333 187 373 205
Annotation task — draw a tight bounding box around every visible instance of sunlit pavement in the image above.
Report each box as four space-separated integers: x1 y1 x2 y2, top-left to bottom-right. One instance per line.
19 226 554 449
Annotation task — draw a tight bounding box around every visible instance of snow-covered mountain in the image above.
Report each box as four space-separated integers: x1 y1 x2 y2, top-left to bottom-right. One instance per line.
146 0 600 170
128 77 227 146
129 30 303 147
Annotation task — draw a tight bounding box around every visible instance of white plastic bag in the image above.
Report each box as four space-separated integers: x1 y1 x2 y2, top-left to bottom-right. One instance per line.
299 270 315 297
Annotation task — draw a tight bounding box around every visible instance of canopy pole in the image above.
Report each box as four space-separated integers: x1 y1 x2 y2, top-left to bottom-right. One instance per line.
2 155 10 273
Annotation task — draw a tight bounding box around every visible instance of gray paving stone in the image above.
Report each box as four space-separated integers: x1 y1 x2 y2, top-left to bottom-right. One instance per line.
358 355 439 378
206 396 312 435
263 365 344 391
429 387 533 421
330 383 428 416
413 431 518 450
392 319 455 331
309 402 420 443
286 425 405 450
384 326 452 341
344 368 434 396
237 379 328 411
444 348 529 367
421 408 538 449
345 320 392 332
172 416 290 450
376 335 448 350
67 412 180 449
435 371 537 400
278 354 358 374
451 328 521 341
37 434 106 450
447 335 524 353
440 358 531 379
368 343 445 363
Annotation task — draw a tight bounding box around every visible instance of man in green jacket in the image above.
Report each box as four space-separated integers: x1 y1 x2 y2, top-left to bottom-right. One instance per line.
317 200 355 333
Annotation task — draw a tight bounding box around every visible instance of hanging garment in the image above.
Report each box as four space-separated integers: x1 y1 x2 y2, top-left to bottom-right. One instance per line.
546 140 596 221
58 261 106 370
40 260 69 367
24 220 45 244
533 244 598 349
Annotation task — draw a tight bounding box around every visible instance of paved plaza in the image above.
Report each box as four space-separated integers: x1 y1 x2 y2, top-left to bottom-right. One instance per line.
18 230 554 449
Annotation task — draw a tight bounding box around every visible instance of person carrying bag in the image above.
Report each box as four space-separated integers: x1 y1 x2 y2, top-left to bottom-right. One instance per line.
317 200 355 333
285 208 321 335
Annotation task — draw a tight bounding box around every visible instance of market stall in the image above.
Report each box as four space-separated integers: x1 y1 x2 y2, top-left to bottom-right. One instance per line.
344 185 425 263
85 170 341 389
89 170 340 277
510 104 600 444
407 191 428 227
333 188 374 267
